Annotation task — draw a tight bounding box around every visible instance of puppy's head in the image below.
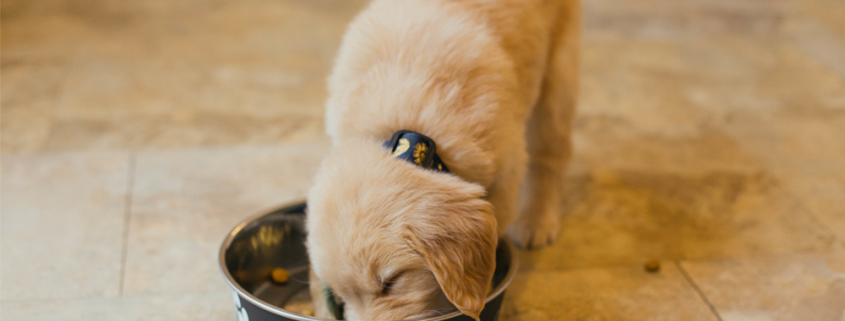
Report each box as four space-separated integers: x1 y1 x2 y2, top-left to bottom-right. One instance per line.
306 138 497 321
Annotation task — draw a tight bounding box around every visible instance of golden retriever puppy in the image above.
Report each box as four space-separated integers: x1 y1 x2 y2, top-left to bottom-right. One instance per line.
306 0 580 319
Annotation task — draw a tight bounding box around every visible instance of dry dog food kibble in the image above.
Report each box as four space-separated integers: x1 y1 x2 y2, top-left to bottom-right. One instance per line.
271 268 289 284
644 260 661 273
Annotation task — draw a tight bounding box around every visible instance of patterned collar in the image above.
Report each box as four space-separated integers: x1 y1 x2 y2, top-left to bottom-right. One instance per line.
383 130 450 173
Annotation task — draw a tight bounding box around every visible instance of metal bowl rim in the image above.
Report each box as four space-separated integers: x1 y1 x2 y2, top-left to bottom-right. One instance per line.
219 200 519 321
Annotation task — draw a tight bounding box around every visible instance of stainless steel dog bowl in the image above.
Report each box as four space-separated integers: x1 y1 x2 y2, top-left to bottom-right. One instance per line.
220 201 517 321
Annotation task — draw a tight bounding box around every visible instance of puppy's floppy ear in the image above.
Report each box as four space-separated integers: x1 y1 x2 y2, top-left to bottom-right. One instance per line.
402 196 497 321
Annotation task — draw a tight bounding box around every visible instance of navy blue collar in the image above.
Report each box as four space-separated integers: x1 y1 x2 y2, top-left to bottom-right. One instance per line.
383 130 450 173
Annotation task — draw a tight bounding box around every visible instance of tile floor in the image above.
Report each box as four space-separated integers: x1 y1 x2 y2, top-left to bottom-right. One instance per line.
2 0 844 320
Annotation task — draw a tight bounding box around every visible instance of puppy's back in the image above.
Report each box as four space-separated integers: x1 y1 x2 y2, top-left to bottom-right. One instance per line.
324 0 569 185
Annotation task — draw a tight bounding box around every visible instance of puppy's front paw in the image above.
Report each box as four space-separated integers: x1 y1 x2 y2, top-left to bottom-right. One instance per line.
506 215 560 250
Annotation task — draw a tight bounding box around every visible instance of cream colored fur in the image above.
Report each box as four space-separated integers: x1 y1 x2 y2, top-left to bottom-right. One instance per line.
307 0 580 319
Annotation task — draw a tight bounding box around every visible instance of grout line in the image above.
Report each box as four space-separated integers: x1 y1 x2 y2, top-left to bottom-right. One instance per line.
675 260 724 321
118 150 137 296
792 192 844 245
0 290 232 304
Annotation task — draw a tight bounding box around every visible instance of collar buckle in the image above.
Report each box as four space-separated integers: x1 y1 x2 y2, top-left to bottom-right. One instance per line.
383 130 449 173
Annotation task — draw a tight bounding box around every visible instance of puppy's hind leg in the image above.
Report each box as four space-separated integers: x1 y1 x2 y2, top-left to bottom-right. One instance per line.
507 3 580 250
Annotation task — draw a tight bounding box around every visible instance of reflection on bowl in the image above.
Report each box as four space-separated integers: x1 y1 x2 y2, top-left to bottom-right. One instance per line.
220 201 517 321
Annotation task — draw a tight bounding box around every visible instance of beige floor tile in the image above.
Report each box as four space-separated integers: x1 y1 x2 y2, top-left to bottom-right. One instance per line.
770 164 845 242
787 17 845 78
681 252 845 321
585 0 791 40
500 262 718 321
798 178 845 241
0 151 130 301
580 34 845 141
787 0 845 40
2 0 367 151
538 28 845 272
704 38 845 240
47 110 327 151
518 164 838 271
732 111 845 242
52 57 330 118
122 143 327 295
0 292 234 321
2 108 53 153
0 62 64 153
1 0 367 63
